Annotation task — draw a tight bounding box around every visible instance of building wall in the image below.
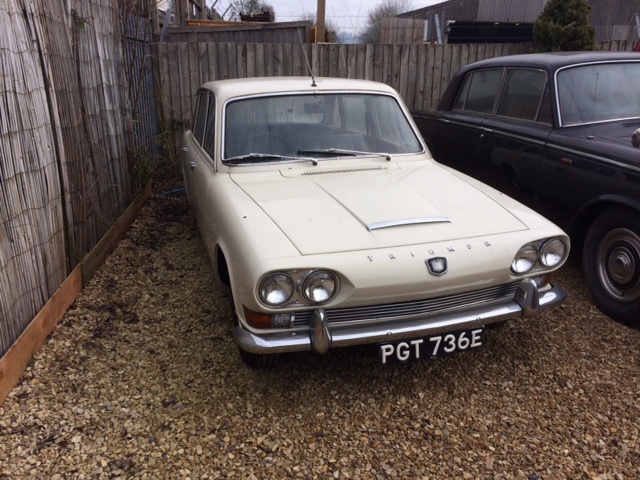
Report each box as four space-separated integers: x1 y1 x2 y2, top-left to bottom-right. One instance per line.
400 0 640 43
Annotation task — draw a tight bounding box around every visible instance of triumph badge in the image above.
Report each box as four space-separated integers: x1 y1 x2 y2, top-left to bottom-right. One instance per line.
426 257 448 276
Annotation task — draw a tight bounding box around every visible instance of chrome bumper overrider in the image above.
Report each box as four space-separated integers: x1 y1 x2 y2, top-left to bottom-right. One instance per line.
234 279 566 355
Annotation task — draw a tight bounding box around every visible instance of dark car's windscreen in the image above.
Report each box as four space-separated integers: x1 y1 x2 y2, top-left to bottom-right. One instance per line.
557 62 640 126
223 93 423 160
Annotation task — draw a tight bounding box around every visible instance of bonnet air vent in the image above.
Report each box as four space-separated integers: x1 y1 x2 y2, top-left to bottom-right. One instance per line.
302 166 385 176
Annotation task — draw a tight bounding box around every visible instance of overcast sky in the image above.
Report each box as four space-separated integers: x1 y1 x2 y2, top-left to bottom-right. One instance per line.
218 0 446 36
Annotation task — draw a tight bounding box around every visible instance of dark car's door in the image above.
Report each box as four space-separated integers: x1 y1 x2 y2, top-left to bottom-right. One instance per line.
539 129 623 222
427 68 504 170
478 68 553 202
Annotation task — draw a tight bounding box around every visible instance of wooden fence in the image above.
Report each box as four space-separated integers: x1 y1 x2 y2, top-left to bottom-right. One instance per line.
155 39 638 173
156 41 531 169
0 0 145 360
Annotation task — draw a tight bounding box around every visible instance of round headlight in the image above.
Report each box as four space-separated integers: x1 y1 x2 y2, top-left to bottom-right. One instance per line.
302 270 337 304
259 273 294 306
539 238 567 267
511 244 538 274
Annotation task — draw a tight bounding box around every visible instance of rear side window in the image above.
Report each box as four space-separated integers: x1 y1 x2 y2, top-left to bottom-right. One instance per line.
497 69 548 122
193 91 209 144
202 94 216 156
453 69 503 114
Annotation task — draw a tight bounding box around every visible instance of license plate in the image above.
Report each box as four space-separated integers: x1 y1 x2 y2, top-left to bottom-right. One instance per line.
379 328 483 364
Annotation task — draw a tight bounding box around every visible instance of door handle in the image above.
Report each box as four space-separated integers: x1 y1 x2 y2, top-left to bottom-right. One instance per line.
189 162 197 171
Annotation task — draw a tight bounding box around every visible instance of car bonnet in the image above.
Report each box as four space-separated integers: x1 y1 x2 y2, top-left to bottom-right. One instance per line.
230 162 528 255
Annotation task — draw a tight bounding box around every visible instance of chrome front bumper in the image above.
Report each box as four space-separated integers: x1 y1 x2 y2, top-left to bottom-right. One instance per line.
234 279 566 355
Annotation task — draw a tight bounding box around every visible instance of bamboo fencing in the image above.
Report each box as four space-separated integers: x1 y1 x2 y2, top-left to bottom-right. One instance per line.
0 0 143 358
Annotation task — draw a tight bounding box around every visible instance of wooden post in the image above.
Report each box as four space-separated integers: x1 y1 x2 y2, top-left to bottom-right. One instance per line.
316 0 325 43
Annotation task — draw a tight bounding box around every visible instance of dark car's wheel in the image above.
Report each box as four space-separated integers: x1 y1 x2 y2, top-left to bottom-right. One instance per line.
238 348 280 369
583 208 640 327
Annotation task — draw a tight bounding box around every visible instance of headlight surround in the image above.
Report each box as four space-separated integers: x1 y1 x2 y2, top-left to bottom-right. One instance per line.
302 270 338 304
511 237 569 275
259 273 294 306
258 269 340 308
539 238 567 267
511 244 539 274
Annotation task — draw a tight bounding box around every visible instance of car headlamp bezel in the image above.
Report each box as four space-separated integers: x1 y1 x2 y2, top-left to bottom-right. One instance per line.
258 269 340 308
302 270 338 304
511 244 539 274
539 238 568 268
511 237 569 275
259 272 294 307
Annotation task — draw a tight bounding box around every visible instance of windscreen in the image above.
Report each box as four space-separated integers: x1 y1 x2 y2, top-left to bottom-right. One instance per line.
223 92 423 160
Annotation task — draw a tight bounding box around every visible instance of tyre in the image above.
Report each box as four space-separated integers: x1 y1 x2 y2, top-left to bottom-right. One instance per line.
583 208 640 327
238 348 280 369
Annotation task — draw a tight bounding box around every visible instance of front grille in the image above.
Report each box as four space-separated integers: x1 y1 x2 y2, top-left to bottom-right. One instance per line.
292 282 519 327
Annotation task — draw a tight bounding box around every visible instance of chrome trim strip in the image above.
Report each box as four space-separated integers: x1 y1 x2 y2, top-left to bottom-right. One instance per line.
367 216 450 231
484 128 548 148
234 284 567 354
547 144 640 174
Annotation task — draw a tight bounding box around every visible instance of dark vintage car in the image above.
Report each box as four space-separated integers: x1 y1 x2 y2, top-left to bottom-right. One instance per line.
412 52 640 327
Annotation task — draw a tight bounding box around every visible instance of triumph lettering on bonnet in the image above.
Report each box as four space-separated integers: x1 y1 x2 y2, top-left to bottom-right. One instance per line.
365 241 491 261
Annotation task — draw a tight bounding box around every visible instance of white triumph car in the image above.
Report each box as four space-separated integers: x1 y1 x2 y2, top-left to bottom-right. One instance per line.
182 76 570 368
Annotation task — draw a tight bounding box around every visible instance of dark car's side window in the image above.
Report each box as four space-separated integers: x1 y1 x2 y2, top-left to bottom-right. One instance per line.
452 69 503 114
193 91 209 144
497 69 549 123
202 94 216 157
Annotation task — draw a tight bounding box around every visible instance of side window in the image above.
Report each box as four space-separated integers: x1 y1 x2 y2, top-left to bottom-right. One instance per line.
202 94 216 156
453 69 503 114
193 91 208 144
497 69 548 122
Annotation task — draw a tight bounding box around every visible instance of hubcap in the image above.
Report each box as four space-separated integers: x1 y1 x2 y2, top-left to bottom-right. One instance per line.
597 228 640 302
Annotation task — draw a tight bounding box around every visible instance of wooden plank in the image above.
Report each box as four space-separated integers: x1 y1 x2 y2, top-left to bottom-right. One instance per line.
431 45 444 109
82 182 152 286
414 45 427 111
255 42 265 77
405 44 417 110
207 42 218 81
0 265 82 404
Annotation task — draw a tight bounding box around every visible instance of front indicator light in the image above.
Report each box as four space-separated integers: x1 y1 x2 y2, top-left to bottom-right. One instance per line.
539 238 567 267
302 271 337 304
259 273 294 306
511 244 538 274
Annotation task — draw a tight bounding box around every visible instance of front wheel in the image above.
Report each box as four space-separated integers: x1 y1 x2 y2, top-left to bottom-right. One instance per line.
238 347 280 369
583 208 640 327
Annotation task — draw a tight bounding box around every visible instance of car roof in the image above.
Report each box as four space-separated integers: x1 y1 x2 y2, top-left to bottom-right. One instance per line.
465 51 640 72
200 76 398 100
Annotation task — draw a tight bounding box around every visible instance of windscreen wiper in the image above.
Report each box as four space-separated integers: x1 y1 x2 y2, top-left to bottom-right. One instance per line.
224 153 318 166
297 148 391 161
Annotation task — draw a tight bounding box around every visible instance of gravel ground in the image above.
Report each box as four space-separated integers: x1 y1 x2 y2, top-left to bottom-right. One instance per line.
1 181 640 480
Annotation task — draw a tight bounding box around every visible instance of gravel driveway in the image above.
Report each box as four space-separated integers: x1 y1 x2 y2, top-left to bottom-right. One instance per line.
2 183 639 480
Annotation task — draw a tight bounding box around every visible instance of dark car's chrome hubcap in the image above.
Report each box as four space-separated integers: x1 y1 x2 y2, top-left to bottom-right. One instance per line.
597 228 640 302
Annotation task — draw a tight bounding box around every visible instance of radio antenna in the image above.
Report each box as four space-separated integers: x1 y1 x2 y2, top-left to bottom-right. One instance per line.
297 25 316 86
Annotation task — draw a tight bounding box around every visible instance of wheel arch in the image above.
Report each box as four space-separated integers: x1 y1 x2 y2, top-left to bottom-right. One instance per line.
215 244 231 288
567 194 640 255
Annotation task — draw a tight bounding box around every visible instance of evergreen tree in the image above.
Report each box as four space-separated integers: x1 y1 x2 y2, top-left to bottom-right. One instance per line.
533 0 597 52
